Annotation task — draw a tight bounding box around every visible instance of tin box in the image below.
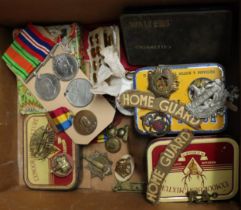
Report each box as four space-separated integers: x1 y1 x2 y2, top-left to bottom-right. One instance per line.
147 137 239 202
120 9 232 66
134 63 226 135
24 114 80 190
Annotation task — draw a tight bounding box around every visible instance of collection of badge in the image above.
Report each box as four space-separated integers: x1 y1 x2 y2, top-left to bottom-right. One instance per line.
118 64 239 136
117 63 239 203
2 21 239 204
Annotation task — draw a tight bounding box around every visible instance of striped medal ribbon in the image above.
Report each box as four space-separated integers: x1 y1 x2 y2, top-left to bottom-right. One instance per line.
47 107 73 133
2 24 56 80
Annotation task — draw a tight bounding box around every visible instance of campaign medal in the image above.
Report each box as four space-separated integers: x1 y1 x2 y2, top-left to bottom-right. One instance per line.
65 78 94 107
148 67 179 98
53 53 78 81
84 151 112 180
35 73 60 101
141 112 171 137
51 153 73 177
115 154 134 182
73 110 97 135
2 24 57 82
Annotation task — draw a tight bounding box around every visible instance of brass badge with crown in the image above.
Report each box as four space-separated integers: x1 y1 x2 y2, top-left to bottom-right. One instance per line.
148 67 179 98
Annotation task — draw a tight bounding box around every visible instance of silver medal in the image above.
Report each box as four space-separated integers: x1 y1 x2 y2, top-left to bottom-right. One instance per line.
35 73 60 101
53 53 78 81
116 74 134 116
65 78 94 107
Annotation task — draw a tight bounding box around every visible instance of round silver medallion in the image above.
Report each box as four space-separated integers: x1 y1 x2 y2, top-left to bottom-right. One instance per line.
35 73 60 101
53 53 78 81
65 78 94 107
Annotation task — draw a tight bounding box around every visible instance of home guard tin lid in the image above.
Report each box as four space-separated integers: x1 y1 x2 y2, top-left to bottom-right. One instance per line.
147 137 239 202
134 63 226 135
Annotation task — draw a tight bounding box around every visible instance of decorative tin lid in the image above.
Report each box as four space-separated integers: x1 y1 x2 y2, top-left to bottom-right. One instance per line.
147 137 239 202
134 63 226 135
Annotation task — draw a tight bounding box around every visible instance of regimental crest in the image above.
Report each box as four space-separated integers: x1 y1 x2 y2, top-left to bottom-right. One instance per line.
84 151 113 180
186 79 238 119
115 154 135 182
51 153 73 177
30 125 59 160
148 67 179 98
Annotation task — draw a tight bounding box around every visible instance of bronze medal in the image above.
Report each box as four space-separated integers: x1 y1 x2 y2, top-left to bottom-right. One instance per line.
73 110 97 135
105 137 121 153
51 153 73 177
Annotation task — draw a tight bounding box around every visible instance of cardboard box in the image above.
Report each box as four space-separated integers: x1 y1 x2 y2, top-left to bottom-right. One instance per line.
0 0 240 210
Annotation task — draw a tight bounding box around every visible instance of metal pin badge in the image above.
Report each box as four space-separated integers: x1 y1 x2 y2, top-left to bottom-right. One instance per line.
117 125 129 142
84 151 112 180
51 153 73 177
186 78 239 119
141 111 170 137
105 137 121 153
113 181 145 192
148 66 179 98
53 53 78 81
115 154 135 182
